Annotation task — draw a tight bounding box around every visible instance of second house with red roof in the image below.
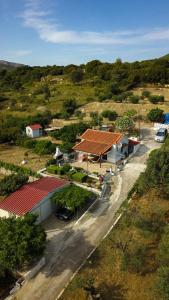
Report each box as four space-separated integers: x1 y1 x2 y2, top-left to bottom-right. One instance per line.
73 129 129 164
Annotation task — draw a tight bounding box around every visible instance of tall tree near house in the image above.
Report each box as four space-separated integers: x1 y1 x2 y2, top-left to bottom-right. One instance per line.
0 214 46 277
115 116 134 133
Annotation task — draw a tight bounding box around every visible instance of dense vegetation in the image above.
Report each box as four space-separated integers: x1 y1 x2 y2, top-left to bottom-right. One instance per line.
0 174 28 196
52 185 93 211
0 214 46 279
130 139 169 197
51 122 89 151
0 55 169 114
0 112 52 143
0 160 38 177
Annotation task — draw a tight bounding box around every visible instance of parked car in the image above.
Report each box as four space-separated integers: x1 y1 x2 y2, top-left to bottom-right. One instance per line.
55 207 74 221
155 128 168 143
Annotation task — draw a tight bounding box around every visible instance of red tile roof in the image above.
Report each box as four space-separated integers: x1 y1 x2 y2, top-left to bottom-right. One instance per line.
129 139 140 145
73 129 123 155
29 124 42 130
0 177 68 216
81 129 122 145
73 140 111 155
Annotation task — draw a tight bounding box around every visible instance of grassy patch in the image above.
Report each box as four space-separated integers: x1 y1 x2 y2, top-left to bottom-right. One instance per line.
0 144 51 172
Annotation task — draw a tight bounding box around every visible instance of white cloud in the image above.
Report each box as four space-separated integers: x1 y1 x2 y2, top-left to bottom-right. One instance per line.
8 50 32 57
21 0 169 46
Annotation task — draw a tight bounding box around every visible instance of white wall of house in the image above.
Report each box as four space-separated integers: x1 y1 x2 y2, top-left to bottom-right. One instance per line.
0 209 19 218
0 209 10 218
107 136 129 163
26 126 42 138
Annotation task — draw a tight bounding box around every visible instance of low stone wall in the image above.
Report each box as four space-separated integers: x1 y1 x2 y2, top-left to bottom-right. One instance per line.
73 181 101 195
24 257 46 281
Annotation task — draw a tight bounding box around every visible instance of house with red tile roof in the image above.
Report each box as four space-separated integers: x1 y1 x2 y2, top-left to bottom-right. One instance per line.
26 124 43 138
0 177 69 223
73 129 129 164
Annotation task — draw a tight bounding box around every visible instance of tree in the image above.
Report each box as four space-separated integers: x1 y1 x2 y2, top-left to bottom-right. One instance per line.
129 95 140 104
149 95 164 104
34 140 55 155
90 112 103 126
43 85 51 101
0 174 28 196
101 110 118 121
70 69 84 83
0 214 46 276
147 108 164 122
121 245 147 273
51 185 93 211
115 116 134 132
142 90 151 98
62 99 77 116
124 109 137 118
140 149 169 194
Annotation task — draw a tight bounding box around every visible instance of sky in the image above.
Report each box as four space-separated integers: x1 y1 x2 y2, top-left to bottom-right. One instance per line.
1 0 169 66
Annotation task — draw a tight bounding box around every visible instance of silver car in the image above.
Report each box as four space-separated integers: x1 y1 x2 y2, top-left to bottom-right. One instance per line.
155 128 168 143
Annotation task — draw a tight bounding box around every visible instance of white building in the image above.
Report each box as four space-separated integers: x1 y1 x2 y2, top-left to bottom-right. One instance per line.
0 177 69 223
26 124 43 138
73 129 129 164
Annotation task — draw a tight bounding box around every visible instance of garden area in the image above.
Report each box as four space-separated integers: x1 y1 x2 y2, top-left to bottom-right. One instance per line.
0 144 52 172
46 163 102 190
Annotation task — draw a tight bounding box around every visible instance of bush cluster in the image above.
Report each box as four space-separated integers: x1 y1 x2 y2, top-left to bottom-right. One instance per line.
47 164 88 183
0 160 38 177
18 138 56 155
70 172 88 183
0 174 28 196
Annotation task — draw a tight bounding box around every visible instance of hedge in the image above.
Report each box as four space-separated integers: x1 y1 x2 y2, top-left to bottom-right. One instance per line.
47 165 61 174
0 160 39 177
71 172 88 183
47 164 71 175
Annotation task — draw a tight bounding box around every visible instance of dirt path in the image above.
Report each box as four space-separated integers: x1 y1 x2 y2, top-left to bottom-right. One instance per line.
14 128 160 300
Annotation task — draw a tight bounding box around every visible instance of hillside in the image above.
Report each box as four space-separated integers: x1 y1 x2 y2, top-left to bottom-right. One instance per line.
0 60 24 71
0 54 169 117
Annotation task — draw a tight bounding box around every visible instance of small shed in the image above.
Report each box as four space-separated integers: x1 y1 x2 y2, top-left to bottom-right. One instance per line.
26 124 43 138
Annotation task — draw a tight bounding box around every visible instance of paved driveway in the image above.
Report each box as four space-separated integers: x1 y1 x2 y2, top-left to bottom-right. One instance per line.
15 128 161 300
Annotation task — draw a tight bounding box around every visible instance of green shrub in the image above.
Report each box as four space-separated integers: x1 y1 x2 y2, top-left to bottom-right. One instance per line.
147 108 164 122
45 158 56 167
101 110 118 121
142 90 151 98
0 160 38 177
0 174 29 196
23 139 37 149
71 172 88 183
34 140 56 155
149 95 164 104
121 245 147 274
61 164 71 174
47 165 60 174
129 95 140 104
47 164 71 175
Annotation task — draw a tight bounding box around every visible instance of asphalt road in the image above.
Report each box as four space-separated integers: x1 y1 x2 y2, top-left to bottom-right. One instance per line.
14 128 160 300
